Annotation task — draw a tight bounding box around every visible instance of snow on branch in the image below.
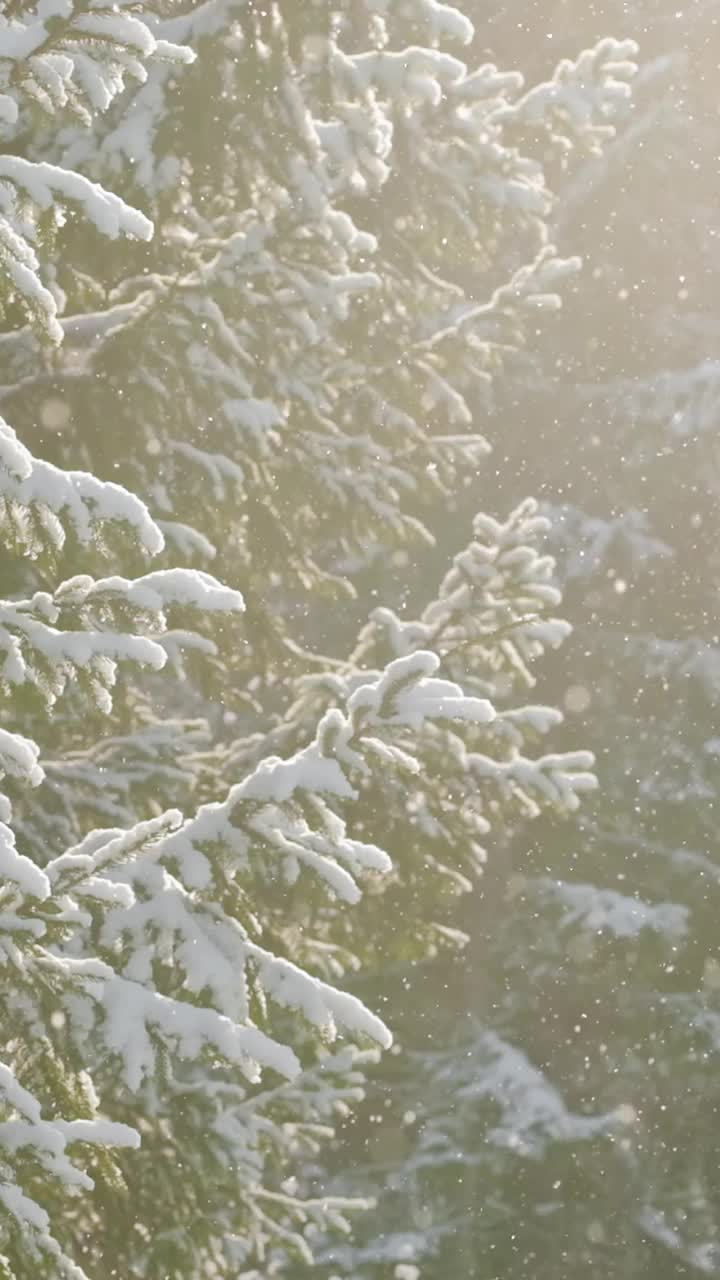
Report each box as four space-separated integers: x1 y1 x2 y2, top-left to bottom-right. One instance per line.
361 499 572 691
0 156 154 341
0 0 194 125
150 649 494 894
488 37 638 153
0 0 195 341
0 416 164 555
4 652 488 1118
0 1059 137 1280
0 565 242 712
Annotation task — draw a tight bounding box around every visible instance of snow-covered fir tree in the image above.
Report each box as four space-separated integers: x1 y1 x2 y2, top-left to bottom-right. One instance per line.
0 1 638 1276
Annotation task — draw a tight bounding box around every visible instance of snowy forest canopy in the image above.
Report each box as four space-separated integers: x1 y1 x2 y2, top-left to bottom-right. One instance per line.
0 0 716 1277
